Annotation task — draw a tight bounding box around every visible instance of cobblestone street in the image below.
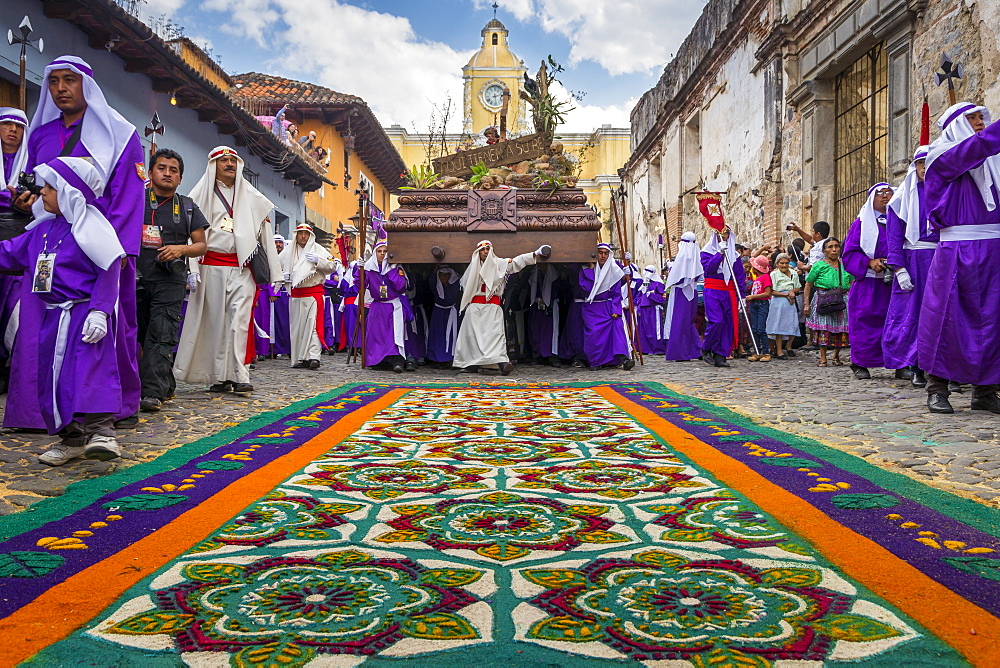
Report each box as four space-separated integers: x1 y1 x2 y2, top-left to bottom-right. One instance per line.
0 349 997 516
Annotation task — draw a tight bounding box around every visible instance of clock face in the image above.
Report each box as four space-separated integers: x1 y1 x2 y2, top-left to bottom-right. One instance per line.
483 84 504 108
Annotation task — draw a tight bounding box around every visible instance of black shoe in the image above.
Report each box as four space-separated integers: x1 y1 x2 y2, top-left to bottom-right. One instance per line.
948 381 964 393
971 393 1000 414
910 369 927 388
114 414 139 429
622 359 635 371
851 364 871 380
209 381 234 393
392 364 404 373
927 393 955 414
232 383 253 394
548 357 561 368
139 397 162 412
479 367 500 376
713 353 730 368
786 349 797 358
292 360 310 369
572 359 584 368
309 359 321 370
500 362 514 376
404 359 418 372
894 368 912 380
702 350 715 367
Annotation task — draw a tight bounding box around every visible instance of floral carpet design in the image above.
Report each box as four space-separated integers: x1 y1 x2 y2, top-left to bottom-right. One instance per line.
1 382 997 667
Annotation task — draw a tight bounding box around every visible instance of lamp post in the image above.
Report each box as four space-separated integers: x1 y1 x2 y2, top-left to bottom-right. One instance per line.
7 16 44 111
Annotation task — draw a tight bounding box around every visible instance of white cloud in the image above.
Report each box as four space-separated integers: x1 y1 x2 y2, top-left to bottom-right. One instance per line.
201 0 472 132
479 0 702 76
548 81 633 131
142 0 188 18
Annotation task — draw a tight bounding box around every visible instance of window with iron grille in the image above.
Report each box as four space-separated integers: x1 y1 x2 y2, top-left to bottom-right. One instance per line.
243 167 259 189
834 43 888 239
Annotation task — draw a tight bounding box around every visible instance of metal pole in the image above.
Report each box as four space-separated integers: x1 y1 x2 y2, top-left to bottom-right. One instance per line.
611 192 643 365
717 232 759 357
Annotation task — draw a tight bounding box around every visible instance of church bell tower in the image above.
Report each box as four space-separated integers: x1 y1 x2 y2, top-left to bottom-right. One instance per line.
462 17 528 136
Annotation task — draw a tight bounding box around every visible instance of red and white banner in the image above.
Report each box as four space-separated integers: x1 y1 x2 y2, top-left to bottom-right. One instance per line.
696 192 727 232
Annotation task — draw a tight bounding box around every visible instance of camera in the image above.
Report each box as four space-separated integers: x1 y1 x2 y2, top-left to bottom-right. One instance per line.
16 172 42 197
157 257 187 273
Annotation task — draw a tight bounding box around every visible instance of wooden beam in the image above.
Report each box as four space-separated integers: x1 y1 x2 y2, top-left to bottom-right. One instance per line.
124 58 159 75
42 0 83 20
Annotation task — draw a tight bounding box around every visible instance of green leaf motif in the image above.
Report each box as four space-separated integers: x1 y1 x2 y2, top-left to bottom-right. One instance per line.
420 568 484 587
633 550 689 569
759 457 821 468
814 613 902 642
182 562 246 583
108 611 194 635
521 569 588 589
401 612 479 640
690 646 771 668
196 460 245 470
315 550 370 568
529 616 603 643
943 557 1000 582
0 551 65 578
233 641 315 668
759 567 823 587
830 493 900 510
102 494 189 511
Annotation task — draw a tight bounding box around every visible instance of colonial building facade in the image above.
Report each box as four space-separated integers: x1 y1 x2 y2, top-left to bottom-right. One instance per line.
623 0 1000 267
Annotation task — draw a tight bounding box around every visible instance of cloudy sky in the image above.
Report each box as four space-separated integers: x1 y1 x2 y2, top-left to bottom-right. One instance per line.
142 0 704 132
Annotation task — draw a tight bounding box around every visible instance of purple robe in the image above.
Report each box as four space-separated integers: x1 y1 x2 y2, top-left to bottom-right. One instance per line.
6 116 143 428
338 275 359 350
405 295 427 361
0 152 15 210
253 289 272 357
558 281 586 361
426 279 460 363
883 183 937 369
271 285 291 356
842 216 892 368
579 265 630 367
636 282 667 355
700 251 746 356
323 278 338 350
664 288 702 361
360 265 409 367
0 216 121 433
918 120 1000 385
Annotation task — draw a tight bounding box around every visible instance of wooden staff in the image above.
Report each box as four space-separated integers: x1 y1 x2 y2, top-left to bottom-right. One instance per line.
348 190 370 368
611 191 644 365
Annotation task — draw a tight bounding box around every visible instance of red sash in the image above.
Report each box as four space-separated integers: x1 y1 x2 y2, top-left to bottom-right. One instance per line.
471 295 501 306
703 277 740 354
201 251 240 267
291 284 327 349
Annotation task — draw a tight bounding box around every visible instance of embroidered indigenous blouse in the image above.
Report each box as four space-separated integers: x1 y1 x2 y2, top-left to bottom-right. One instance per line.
806 260 853 290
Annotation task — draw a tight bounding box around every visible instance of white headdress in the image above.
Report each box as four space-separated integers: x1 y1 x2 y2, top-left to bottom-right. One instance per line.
586 243 626 303
701 229 739 284
29 56 137 184
28 157 124 270
188 146 275 266
0 107 28 190
663 231 704 338
888 146 929 245
859 182 892 258
926 102 1000 212
431 265 460 300
529 263 556 306
363 239 394 274
459 240 509 312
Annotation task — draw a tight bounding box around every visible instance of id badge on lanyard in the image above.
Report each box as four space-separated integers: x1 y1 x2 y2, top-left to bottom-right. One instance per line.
33 253 56 294
142 225 162 249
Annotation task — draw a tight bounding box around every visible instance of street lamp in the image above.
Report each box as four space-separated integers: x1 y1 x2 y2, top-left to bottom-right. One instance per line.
7 15 44 111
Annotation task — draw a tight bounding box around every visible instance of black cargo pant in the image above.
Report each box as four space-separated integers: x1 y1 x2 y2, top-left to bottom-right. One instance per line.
137 280 186 400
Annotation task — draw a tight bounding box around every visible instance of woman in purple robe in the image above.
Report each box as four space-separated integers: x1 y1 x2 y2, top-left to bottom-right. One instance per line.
884 146 935 387
918 102 1000 414
0 158 125 465
700 228 745 368
359 241 409 371
636 265 667 355
664 232 704 361
426 266 460 366
579 243 634 370
842 183 898 380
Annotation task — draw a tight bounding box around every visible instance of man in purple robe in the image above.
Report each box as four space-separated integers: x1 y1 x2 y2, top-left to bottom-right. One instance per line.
0 107 29 392
700 228 745 368
579 243 634 370
0 158 126 464
359 240 409 372
665 232 704 361
338 261 360 352
842 183 901 380
884 147 935 388
9 56 144 430
403 276 427 370
426 266 460 366
559 278 587 366
636 265 667 355
526 263 561 366
918 102 1000 414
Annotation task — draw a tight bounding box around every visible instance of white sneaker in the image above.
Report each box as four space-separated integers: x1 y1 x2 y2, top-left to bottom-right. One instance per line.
84 435 122 461
39 444 86 466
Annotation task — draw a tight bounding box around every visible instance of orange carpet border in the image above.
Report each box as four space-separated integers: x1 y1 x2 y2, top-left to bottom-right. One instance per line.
0 388 408 668
594 386 1000 666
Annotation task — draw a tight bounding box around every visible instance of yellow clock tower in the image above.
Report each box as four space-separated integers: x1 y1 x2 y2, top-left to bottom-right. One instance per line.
462 18 528 136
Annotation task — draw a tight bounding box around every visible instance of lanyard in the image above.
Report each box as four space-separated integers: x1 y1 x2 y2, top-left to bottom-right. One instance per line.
213 184 234 217
41 222 72 255
147 186 180 226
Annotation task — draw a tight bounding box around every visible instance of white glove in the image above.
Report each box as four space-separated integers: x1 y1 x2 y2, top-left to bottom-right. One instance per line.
186 272 200 292
624 252 632 260
304 253 319 263
272 282 285 294
534 245 551 257
82 310 109 344
895 267 914 291
283 272 292 283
